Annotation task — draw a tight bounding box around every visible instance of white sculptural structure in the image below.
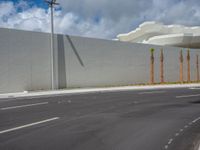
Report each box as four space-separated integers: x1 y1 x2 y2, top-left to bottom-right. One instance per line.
117 22 200 48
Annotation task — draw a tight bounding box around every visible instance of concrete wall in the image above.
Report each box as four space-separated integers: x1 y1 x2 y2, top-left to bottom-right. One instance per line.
0 28 200 93
0 28 51 93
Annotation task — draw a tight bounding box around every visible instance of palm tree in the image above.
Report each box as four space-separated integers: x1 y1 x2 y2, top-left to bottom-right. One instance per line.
150 48 155 84
179 50 183 83
160 48 164 83
196 54 199 81
187 49 190 82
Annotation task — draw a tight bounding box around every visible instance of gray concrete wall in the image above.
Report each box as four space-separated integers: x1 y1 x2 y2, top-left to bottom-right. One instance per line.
0 28 200 93
0 28 51 93
56 34 200 88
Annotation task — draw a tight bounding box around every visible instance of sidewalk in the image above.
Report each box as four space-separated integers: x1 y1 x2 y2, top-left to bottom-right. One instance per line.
0 83 200 100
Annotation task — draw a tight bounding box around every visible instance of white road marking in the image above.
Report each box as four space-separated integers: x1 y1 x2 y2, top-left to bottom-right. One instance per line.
58 101 65 104
179 129 183 132
128 101 138 105
168 138 173 144
175 133 179 136
0 117 59 134
0 102 48 110
192 117 200 123
189 87 200 90
164 116 200 150
189 122 193 125
138 91 166 94
176 94 200 98
58 100 71 104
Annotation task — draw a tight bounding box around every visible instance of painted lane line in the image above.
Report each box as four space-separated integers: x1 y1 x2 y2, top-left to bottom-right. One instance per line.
0 117 59 134
0 102 48 110
192 117 200 123
168 139 173 145
128 101 138 105
58 100 71 104
165 138 174 149
189 87 200 90
175 133 179 136
164 145 168 149
189 122 193 125
139 91 166 94
164 116 200 150
176 94 200 98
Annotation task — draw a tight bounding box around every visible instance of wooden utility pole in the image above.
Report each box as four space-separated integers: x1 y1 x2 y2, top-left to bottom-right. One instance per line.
160 49 164 83
196 54 199 81
179 50 183 83
187 49 190 82
150 48 155 84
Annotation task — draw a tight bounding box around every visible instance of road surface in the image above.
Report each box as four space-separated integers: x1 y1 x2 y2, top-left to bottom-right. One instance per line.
0 87 200 150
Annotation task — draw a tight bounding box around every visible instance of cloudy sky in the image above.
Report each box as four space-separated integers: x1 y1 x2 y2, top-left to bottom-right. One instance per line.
0 0 200 39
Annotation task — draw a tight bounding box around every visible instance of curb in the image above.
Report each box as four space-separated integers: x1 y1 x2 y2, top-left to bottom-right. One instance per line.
0 83 200 100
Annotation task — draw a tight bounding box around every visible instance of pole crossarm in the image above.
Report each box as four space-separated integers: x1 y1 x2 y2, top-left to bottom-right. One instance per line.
45 0 59 6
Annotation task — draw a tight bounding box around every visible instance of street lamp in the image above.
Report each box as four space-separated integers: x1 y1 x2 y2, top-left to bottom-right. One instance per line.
45 0 59 90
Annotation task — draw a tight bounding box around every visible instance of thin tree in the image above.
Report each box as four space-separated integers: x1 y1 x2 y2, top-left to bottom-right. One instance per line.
150 48 155 84
179 50 183 83
160 48 164 83
196 54 199 81
187 49 190 82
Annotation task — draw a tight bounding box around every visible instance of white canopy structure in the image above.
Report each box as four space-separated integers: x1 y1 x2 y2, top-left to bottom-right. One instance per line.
117 22 200 48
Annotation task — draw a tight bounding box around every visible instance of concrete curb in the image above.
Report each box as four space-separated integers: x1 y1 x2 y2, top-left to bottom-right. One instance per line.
0 83 200 100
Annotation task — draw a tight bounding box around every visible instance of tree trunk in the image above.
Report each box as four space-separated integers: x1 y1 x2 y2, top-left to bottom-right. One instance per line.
187 49 190 82
179 50 183 83
150 52 154 84
196 54 199 81
160 49 164 83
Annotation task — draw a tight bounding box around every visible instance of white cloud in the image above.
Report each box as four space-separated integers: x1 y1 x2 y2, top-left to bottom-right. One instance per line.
0 1 14 16
0 1 119 38
0 0 200 39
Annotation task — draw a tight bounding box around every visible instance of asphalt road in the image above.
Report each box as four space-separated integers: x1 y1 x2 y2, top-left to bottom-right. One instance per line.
0 87 200 150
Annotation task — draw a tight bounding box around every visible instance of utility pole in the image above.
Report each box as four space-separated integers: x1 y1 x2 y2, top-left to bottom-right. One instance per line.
45 0 59 90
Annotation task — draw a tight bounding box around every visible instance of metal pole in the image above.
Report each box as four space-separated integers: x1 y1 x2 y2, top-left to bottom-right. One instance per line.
45 0 59 90
50 4 55 90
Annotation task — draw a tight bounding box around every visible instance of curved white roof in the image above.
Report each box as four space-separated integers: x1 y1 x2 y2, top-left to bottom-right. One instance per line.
117 22 200 48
